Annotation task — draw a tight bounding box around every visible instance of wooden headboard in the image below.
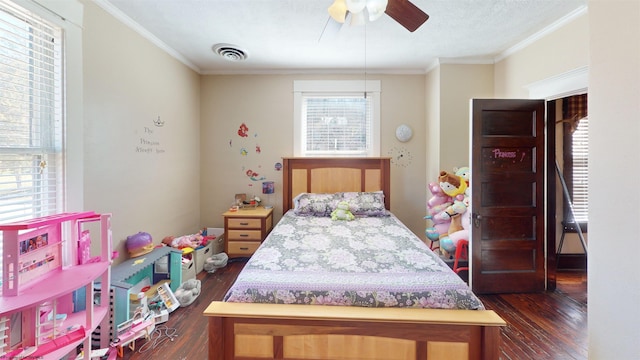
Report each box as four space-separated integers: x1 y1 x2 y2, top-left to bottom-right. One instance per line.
282 157 391 213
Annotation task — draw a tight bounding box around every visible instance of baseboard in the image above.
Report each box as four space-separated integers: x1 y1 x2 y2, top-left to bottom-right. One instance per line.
556 253 587 270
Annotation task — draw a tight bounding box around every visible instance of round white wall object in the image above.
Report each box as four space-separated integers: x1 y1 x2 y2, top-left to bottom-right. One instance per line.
395 124 413 142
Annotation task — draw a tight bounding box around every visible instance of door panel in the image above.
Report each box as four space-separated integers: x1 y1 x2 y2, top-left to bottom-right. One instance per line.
471 99 546 294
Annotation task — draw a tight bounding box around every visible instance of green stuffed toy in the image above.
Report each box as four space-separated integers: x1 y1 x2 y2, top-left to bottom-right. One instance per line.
331 201 355 221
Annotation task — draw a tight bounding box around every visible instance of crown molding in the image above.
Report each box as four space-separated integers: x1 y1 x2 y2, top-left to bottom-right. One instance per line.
525 65 588 100
92 0 201 73
496 5 588 62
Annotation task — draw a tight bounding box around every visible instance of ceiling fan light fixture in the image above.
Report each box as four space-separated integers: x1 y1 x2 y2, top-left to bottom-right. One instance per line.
366 0 388 21
328 0 348 23
345 0 366 14
350 10 366 26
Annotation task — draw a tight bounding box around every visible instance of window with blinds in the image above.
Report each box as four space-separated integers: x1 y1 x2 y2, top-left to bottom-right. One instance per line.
562 94 588 225
293 80 380 157
571 116 588 222
302 95 372 156
0 0 64 284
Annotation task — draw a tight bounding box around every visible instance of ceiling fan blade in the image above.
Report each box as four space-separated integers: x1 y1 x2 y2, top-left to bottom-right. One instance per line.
318 15 346 43
385 0 429 32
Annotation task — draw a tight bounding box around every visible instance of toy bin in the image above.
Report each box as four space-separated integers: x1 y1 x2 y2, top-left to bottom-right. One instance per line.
194 242 213 274
206 227 225 254
181 258 196 284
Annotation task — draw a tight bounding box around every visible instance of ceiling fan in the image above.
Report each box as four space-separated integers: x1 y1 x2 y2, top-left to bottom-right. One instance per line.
327 0 429 33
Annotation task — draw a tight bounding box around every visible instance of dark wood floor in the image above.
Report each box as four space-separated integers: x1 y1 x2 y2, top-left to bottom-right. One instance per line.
121 261 587 360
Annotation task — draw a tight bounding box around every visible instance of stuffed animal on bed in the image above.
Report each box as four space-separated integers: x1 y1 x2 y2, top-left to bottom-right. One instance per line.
162 232 203 249
331 201 355 221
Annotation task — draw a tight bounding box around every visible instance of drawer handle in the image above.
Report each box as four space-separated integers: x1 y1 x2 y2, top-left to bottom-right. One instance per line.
239 222 249 225
240 234 249 237
240 247 249 250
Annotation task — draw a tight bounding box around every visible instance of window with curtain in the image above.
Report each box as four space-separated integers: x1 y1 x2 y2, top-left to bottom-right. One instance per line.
0 0 64 286
293 80 380 157
562 94 588 227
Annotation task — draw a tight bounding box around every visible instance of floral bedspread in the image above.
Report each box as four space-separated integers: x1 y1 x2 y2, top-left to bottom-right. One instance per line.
223 211 485 310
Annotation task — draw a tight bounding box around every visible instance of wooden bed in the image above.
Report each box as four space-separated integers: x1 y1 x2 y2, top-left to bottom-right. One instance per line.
204 157 505 360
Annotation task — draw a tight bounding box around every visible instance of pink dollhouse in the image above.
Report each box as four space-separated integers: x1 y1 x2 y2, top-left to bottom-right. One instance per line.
0 212 113 359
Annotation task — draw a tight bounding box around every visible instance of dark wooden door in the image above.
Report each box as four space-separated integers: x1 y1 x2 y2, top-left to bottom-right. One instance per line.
470 99 546 294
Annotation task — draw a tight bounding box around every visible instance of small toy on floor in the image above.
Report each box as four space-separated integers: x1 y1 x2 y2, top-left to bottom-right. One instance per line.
174 279 201 307
204 252 229 273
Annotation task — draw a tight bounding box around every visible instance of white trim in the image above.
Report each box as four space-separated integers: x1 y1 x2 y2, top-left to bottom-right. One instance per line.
438 57 495 65
201 68 428 75
496 5 588 62
13 0 83 28
92 0 200 73
13 0 85 212
294 80 381 93
525 66 588 100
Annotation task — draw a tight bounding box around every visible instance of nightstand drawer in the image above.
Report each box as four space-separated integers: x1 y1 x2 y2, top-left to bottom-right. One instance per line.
228 241 260 255
228 218 262 229
223 206 274 259
227 229 262 241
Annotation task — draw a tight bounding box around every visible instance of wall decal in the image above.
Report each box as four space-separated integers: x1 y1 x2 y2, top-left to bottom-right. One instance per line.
240 148 248 156
388 146 413 168
135 126 165 154
274 162 282 171
256 145 261 154
153 116 164 127
246 169 265 181
238 123 249 137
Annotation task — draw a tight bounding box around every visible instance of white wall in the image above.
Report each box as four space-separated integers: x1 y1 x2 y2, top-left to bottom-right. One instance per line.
74 4 640 355
439 63 494 172
81 0 201 263
588 1 640 357
494 5 640 357
494 10 589 98
199 74 428 239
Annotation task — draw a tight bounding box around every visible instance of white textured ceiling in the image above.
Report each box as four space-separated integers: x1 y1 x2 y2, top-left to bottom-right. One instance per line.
97 0 587 74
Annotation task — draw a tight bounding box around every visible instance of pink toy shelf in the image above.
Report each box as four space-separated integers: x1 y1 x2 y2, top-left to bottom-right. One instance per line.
0 212 113 359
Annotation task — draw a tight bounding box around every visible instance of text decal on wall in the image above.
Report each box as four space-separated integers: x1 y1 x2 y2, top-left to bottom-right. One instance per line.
136 125 165 154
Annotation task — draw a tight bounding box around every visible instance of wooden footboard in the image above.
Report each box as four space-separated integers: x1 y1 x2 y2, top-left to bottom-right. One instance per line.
204 301 505 360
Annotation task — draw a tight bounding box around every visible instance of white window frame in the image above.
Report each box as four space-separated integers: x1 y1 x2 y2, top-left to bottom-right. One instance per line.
293 80 380 157
0 0 83 287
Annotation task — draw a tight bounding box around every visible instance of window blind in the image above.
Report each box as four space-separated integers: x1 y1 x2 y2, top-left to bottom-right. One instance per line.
302 95 372 156
0 0 64 285
571 116 588 222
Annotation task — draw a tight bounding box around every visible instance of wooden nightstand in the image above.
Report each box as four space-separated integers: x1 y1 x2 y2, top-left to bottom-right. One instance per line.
223 206 273 258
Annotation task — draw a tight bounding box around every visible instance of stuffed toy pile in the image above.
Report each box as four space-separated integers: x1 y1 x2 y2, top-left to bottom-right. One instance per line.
425 167 471 258
331 201 355 221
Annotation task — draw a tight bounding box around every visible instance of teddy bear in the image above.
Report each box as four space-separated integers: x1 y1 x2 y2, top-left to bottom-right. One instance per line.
331 201 355 221
174 279 201 307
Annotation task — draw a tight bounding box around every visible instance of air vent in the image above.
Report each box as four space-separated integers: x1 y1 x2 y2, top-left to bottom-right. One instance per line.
212 43 248 61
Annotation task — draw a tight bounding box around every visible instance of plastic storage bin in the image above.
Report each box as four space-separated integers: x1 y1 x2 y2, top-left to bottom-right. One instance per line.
181 258 196 283
206 227 225 254
194 242 213 274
